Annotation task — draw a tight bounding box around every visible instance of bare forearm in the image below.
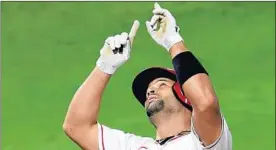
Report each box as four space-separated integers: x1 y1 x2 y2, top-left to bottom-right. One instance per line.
64 67 111 127
182 74 219 111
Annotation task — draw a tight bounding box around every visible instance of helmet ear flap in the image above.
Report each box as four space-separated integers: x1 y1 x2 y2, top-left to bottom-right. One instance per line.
172 82 193 111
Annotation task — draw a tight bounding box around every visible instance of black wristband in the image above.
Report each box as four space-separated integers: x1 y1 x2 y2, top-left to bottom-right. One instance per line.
172 51 208 86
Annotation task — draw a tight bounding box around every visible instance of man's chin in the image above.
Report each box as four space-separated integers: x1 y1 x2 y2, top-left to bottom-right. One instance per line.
145 100 165 117
146 100 158 110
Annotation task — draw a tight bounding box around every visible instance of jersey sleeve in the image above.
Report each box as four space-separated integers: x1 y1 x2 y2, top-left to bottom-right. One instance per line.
190 115 232 150
97 123 140 150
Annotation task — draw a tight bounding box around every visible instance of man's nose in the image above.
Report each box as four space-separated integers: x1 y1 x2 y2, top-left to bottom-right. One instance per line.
147 88 156 97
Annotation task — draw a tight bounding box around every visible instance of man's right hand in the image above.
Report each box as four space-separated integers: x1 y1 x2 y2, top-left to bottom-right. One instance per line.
97 20 140 74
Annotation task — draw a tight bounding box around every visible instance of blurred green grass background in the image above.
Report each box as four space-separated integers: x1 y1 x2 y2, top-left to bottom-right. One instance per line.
2 2 275 150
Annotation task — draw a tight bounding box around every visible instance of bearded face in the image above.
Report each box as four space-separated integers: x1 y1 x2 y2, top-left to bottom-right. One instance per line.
144 78 179 118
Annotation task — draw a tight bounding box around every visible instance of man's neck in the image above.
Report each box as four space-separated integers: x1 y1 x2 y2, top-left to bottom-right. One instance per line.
153 109 191 140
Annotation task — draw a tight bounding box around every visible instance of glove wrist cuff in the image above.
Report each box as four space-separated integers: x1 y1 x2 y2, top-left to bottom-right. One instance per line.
164 33 183 51
96 58 117 74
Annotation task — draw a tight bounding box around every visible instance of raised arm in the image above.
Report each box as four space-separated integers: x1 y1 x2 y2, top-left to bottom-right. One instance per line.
146 3 221 146
63 21 139 149
63 67 111 149
170 42 221 146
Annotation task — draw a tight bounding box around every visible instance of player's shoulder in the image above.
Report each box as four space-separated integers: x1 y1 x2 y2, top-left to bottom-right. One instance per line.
98 123 157 149
190 115 232 150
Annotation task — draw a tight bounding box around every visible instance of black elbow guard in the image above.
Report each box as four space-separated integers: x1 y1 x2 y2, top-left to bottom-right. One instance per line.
172 51 208 86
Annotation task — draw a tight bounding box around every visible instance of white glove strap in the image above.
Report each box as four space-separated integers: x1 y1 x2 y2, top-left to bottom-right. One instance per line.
164 33 183 51
96 58 117 75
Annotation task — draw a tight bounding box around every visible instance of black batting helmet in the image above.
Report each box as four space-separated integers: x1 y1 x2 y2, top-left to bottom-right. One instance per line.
132 67 192 111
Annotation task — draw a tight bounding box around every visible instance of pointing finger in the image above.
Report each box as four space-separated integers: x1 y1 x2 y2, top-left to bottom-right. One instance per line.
128 20 140 46
154 2 162 9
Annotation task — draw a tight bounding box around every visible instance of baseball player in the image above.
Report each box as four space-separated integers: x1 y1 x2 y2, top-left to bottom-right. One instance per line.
63 3 232 150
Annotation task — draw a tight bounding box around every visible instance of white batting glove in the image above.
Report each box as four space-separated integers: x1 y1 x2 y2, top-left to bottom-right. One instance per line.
146 3 183 52
96 20 140 74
